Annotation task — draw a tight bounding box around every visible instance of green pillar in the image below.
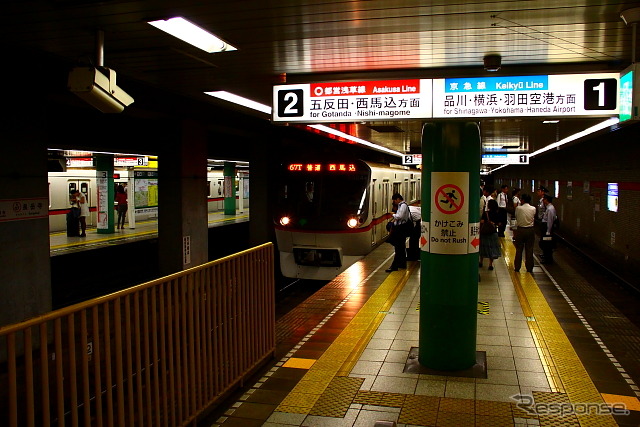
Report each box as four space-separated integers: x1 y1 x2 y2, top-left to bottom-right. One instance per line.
223 161 236 215
419 122 481 370
95 154 114 234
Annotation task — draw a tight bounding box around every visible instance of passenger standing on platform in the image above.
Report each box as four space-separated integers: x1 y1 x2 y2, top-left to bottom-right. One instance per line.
509 188 522 234
115 184 128 229
536 186 548 225
482 186 494 212
496 185 509 237
385 193 410 272
539 195 557 264
479 199 501 270
407 205 422 261
513 194 536 273
73 190 89 237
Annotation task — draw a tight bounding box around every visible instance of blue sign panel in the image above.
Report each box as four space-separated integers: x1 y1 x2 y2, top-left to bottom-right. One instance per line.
444 76 549 92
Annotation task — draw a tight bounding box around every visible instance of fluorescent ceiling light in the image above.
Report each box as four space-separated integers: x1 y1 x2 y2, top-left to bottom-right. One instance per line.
205 93 401 157
148 17 236 53
543 120 559 124
308 124 403 158
489 117 619 171
204 91 271 114
530 117 619 157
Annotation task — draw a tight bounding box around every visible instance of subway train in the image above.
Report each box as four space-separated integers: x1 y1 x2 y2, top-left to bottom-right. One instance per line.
273 157 420 280
48 168 243 233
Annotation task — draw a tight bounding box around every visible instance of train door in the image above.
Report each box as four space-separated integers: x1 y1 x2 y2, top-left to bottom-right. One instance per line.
382 180 390 238
370 180 377 246
68 179 92 225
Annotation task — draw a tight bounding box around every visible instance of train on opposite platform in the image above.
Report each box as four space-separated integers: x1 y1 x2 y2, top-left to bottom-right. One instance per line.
273 156 420 280
48 168 245 233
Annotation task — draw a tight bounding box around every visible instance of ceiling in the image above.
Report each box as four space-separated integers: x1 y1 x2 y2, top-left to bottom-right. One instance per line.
3 0 638 170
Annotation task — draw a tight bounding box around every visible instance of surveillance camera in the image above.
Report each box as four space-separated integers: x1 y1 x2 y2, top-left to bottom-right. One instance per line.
483 54 501 72
68 67 134 113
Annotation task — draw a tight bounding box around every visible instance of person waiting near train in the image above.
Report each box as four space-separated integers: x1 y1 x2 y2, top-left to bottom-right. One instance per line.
115 184 128 229
406 205 422 261
72 190 89 237
482 185 494 212
479 198 501 271
535 186 548 225
513 194 536 273
539 195 557 264
385 193 411 272
496 184 509 237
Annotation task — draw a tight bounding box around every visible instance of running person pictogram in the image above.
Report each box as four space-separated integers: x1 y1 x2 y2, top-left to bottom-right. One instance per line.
434 184 464 214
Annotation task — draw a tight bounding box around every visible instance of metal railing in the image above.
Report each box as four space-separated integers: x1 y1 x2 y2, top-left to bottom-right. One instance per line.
0 243 275 427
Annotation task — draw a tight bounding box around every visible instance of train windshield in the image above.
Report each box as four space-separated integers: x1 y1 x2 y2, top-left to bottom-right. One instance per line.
277 161 370 230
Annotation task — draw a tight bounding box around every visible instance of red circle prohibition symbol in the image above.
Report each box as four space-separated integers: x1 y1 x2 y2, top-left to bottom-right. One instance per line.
434 184 464 214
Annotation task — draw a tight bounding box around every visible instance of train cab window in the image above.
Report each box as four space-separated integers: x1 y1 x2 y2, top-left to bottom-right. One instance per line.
276 162 370 230
207 181 211 198
305 181 314 202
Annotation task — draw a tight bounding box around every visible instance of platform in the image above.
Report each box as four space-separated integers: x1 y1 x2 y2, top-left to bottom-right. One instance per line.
211 228 640 426
49 210 249 256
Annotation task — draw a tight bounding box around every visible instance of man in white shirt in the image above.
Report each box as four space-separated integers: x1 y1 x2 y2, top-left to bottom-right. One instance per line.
496 185 509 237
407 205 422 261
513 194 537 273
386 193 410 272
540 195 557 264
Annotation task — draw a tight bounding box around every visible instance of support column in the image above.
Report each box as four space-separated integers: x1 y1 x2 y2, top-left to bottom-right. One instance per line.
419 122 481 370
0 111 51 326
223 161 236 215
158 120 208 275
248 133 272 246
95 154 114 233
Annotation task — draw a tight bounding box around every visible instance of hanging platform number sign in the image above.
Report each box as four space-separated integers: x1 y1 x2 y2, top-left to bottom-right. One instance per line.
424 172 471 254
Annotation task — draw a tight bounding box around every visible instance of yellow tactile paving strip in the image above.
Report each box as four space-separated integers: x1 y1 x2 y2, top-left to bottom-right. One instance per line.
501 240 618 427
308 376 364 417
274 265 415 414
271 242 626 426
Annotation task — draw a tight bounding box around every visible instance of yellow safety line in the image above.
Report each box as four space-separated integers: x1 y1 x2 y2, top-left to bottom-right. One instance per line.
208 214 249 224
50 230 157 250
50 215 249 250
275 263 416 415
501 239 617 426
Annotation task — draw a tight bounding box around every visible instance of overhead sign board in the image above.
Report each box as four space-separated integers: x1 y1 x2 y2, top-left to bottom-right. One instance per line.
273 79 433 123
402 154 422 165
482 154 529 165
431 73 619 118
273 73 619 123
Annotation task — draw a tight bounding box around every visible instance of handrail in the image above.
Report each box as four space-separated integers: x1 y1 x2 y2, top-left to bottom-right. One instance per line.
0 242 273 336
1 243 276 427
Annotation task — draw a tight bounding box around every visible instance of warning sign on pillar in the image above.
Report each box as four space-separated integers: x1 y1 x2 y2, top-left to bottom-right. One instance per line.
468 222 480 253
420 221 430 251
426 172 470 254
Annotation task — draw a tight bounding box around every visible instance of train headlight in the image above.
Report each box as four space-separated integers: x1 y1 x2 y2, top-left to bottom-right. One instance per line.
279 216 291 226
347 217 359 228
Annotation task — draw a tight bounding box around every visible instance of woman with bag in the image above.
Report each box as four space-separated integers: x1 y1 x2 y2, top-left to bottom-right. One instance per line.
479 199 502 270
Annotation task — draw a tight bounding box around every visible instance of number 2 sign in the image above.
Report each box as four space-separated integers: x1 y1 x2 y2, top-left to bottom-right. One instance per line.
277 89 304 117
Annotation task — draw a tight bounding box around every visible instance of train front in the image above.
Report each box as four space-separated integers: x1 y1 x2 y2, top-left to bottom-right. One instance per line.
274 158 372 280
